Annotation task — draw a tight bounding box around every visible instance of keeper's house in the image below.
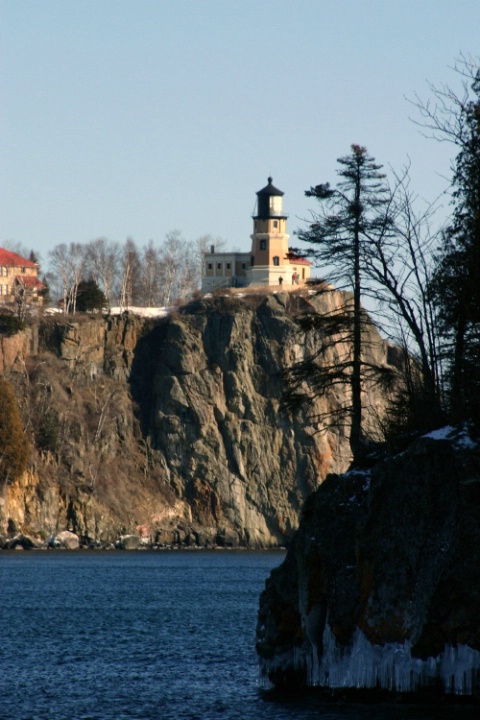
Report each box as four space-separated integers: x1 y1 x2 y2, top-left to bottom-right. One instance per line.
0 248 46 306
202 178 311 292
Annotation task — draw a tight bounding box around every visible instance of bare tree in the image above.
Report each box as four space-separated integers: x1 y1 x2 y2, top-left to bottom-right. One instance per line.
362 164 445 431
176 246 200 302
119 237 141 310
84 238 120 309
48 244 70 313
67 243 84 315
158 230 187 305
138 241 162 307
48 242 86 314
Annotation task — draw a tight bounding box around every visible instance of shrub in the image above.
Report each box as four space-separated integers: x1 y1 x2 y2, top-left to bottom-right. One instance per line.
0 380 29 485
0 313 26 336
36 408 60 453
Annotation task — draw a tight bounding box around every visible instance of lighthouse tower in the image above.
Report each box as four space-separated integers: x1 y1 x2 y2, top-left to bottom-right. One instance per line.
246 177 291 287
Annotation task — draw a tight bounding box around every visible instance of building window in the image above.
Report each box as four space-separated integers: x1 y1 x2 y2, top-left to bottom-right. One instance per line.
241 262 246 270
251 256 254 266
21 267 26 273
273 220 278 228
260 240 266 250
0 285 2 295
207 263 213 270
273 256 280 266
217 262 222 270
226 262 231 270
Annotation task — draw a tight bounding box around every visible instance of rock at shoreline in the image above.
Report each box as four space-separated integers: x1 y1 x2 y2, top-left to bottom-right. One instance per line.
55 530 80 549
256 428 480 697
117 534 141 550
3 534 37 550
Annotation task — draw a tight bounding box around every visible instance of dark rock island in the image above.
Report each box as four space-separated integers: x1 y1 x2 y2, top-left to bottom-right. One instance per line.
256 427 480 697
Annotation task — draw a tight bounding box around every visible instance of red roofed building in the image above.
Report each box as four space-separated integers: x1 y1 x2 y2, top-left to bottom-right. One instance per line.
0 248 46 306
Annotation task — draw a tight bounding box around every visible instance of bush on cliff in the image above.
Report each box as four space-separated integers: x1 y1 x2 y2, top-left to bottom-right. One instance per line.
0 379 29 486
0 313 26 336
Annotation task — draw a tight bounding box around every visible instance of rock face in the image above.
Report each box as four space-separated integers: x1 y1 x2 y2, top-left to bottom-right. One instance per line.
256 428 480 697
0 291 393 548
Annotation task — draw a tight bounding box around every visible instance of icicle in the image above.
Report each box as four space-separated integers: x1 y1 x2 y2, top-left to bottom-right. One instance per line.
304 624 480 695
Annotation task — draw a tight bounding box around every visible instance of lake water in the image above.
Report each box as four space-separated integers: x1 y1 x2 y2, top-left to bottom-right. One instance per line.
0 551 477 720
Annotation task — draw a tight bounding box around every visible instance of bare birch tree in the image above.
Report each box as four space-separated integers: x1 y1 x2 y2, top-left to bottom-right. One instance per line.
48 242 86 314
84 238 120 309
139 241 162 306
119 237 141 309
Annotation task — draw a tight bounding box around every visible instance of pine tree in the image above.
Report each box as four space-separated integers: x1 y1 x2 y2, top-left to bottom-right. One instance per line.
428 65 480 423
289 145 395 460
76 278 107 312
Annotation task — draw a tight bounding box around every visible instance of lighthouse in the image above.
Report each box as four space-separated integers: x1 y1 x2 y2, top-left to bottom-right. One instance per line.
245 177 291 287
201 177 311 292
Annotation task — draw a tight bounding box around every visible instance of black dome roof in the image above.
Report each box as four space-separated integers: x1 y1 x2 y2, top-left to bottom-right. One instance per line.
256 177 284 197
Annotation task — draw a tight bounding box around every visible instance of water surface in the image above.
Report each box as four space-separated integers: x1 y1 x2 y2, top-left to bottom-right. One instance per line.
1 550 477 719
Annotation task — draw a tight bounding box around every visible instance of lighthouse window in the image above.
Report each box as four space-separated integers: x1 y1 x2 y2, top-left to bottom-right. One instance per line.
273 256 280 266
260 240 266 250
270 195 282 214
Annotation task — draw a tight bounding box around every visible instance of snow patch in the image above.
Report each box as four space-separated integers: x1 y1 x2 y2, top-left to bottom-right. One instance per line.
423 425 477 450
423 425 455 441
109 306 171 318
44 306 173 318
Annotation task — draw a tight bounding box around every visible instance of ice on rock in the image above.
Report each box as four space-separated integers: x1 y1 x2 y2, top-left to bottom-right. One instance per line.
298 623 480 695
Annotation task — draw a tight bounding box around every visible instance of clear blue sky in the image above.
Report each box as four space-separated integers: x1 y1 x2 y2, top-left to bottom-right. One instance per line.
1 0 479 264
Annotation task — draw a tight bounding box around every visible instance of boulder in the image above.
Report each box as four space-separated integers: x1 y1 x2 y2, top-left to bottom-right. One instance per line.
56 530 80 549
118 534 141 550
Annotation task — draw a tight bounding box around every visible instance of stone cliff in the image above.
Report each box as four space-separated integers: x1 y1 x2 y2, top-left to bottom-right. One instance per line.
256 427 480 697
0 290 394 548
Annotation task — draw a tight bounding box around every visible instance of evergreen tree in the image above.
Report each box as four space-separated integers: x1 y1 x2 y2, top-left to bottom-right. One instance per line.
290 145 395 460
76 278 107 312
427 63 480 423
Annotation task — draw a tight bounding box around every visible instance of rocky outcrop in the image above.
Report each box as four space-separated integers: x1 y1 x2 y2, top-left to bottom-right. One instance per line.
256 427 480 697
1 290 394 548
